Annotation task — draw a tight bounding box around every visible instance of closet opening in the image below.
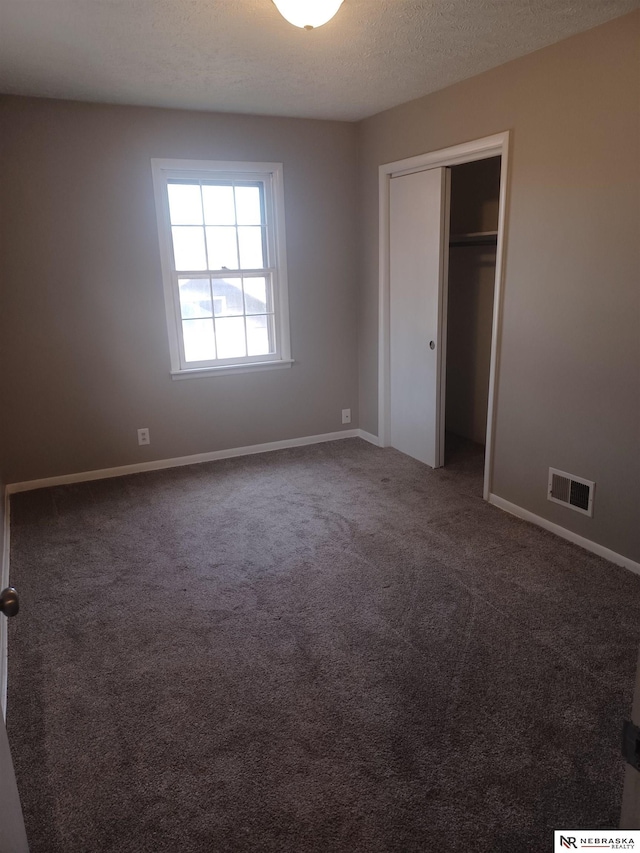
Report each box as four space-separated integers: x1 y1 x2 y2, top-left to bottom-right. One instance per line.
380 131 510 500
444 156 501 486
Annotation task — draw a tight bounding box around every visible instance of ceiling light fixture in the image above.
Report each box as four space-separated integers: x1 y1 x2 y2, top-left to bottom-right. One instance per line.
273 0 344 30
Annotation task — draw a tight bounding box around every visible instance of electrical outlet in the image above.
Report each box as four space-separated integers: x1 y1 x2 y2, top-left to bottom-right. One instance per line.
137 428 150 446
341 408 351 425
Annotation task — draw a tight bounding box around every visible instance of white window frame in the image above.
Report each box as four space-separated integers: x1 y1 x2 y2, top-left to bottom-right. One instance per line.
151 158 292 379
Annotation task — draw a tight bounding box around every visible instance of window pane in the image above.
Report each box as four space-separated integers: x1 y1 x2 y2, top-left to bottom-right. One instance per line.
206 226 239 270
167 183 203 225
202 184 235 225
212 278 243 317
178 279 212 319
183 318 216 362
243 277 269 314
215 317 247 359
246 315 274 356
172 227 207 270
238 226 264 269
234 185 263 225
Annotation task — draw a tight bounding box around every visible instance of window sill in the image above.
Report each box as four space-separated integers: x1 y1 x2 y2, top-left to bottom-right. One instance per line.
171 359 294 380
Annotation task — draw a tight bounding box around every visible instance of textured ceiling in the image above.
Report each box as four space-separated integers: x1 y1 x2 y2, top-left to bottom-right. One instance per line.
0 0 638 121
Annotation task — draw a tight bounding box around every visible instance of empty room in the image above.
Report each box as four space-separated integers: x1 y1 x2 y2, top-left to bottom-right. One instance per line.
0 1 639 851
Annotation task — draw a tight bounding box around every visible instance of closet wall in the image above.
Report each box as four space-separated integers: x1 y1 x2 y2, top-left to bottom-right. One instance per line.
357 13 640 564
445 158 500 446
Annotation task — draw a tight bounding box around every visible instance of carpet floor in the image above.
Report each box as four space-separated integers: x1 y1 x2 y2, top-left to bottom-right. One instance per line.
7 438 640 852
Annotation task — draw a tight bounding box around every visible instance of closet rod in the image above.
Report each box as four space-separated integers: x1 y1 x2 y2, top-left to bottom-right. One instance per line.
449 230 498 248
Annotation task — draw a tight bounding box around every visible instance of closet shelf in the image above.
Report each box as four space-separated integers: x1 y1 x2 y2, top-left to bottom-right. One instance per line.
449 230 498 247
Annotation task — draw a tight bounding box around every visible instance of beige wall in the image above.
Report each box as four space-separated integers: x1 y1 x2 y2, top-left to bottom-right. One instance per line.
357 12 640 563
0 97 358 483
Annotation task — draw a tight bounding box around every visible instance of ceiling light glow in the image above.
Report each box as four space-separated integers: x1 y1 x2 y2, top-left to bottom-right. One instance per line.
273 0 344 30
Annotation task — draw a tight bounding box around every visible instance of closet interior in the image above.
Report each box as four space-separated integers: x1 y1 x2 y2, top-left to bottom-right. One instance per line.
444 156 501 473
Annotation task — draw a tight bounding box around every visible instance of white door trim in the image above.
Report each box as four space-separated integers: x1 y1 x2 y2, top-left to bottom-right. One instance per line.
0 491 9 719
378 131 510 500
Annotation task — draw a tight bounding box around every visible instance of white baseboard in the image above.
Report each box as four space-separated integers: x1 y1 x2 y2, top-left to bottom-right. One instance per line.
357 430 380 446
6 429 373 495
489 493 640 576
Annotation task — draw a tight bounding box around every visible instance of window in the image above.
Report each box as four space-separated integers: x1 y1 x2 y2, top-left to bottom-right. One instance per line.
151 159 292 378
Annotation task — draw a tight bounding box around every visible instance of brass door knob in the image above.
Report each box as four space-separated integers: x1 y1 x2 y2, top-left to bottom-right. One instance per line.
0 588 19 618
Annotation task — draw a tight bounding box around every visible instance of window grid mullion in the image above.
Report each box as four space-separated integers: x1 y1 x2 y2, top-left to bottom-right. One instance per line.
267 312 275 354
212 314 219 359
199 182 219 361
175 269 275 279
232 182 250 355
242 309 249 357
209 268 274 278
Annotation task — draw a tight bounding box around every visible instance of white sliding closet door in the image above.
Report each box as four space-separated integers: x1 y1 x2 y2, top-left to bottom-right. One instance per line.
389 167 449 468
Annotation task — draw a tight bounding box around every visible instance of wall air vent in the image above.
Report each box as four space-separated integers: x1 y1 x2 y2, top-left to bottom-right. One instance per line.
547 468 595 517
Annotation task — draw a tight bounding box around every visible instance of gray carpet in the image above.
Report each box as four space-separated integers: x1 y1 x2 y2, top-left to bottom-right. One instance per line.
7 438 640 852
